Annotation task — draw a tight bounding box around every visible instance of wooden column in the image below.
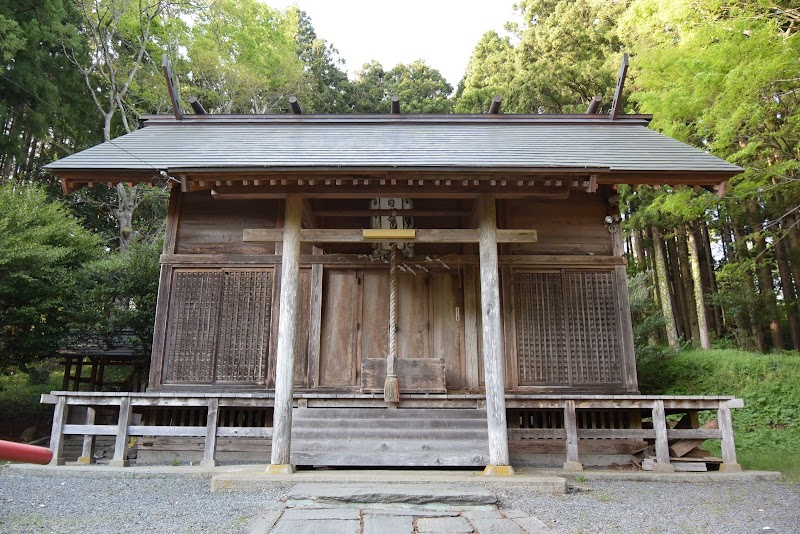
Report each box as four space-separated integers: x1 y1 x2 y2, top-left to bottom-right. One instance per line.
563 400 583 471
717 403 742 472
109 396 131 467
651 400 674 472
48 396 66 466
477 195 512 474
268 195 302 473
201 398 219 467
78 407 96 464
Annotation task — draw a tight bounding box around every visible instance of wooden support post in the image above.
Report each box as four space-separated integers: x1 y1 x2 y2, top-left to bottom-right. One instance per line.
563 400 583 471
48 396 66 466
308 247 323 388
477 194 513 476
77 406 96 464
268 194 302 474
718 403 742 472
201 398 219 467
651 400 674 472
109 396 131 467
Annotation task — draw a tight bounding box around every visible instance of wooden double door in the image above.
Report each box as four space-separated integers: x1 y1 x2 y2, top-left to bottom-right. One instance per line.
317 269 466 391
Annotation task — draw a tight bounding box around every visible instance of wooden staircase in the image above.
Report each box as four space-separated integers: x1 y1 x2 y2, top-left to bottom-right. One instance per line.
290 408 490 467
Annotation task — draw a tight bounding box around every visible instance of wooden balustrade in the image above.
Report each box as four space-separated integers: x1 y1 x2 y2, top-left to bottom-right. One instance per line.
41 392 743 472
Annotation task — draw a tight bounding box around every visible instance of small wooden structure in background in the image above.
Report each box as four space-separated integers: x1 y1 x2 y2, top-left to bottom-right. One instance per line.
44 100 744 472
59 331 145 392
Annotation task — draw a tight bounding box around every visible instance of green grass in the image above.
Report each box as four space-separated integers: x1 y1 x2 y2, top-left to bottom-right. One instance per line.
637 349 800 480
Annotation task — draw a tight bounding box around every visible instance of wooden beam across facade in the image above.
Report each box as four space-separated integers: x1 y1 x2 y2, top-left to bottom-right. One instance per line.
242 228 539 244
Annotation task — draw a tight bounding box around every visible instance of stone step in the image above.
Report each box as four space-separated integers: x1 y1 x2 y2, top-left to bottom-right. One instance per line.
285 483 497 507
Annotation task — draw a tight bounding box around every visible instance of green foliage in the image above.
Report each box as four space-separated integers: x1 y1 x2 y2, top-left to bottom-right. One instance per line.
638 349 800 475
627 272 667 360
291 9 352 114
0 368 63 441
187 0 304 113
350 60 453 114
0 184 99 370
73 239 163 357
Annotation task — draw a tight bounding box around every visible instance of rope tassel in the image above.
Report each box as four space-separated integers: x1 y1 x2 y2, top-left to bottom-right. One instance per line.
384 244 400 403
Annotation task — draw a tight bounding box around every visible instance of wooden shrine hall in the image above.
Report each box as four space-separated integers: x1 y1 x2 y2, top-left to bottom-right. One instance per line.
43 76 746 473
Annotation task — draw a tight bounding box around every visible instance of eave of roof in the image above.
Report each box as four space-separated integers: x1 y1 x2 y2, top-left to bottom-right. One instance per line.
45 113 744 193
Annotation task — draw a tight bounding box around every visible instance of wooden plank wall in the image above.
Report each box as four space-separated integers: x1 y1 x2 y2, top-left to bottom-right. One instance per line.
153 188 637 394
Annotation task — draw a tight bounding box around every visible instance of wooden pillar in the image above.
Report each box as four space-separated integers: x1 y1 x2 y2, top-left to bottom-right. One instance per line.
718 403 742 472
651 400 674 472
477 195 512 475
77 406 96 464
201 398 219 467
563 400 583 471
109 396 131 467
48 396 66 466
268 195 302 473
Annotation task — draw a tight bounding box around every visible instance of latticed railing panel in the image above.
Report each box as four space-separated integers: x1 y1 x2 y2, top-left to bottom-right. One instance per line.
164 271 222 382
564 271 621 384
216 270 272 382
514 272 568 385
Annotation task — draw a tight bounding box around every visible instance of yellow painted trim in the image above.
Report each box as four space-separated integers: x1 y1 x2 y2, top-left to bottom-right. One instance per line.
362 228 417 241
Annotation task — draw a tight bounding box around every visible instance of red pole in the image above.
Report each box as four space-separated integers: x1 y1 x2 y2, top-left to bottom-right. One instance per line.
0 439 53 465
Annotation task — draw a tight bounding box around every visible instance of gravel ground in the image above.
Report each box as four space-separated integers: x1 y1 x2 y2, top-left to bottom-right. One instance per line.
0 470 798 534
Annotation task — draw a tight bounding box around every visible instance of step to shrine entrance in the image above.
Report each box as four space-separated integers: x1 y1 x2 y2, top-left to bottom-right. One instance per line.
285 483 497 509
290 408 490 467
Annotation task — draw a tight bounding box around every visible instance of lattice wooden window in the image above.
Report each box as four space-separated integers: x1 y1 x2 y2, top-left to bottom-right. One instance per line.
164 271 223 382
513 270 622 386
163 269 272 384
216 270 271 382
514 272 568 385
565 271 621 384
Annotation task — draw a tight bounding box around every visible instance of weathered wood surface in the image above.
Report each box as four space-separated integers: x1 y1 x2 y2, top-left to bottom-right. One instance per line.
177 192 278 254
718 404 741 470
504 193 612 255
319 270 359 386
160 253 626 267
244 228 538 244
110 396 131 466
48 396 67 466
478 195 510 466
290 408 489 467
271 195 302 466
563 400 580 467
361 358 446 393
651 400 674 471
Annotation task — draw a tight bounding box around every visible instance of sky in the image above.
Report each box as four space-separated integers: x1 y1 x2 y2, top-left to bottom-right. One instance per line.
267 0 519 88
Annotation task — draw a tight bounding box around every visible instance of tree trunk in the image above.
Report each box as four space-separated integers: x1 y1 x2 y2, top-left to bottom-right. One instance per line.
676 225 702 344
753 228 785 350
687 222 711 348
774 233 800 349
667 234 689 341
701 221 725 336
731 225 766 351
652 226 680 351
632 228 647 272
783 213 800 321
113 183 138 252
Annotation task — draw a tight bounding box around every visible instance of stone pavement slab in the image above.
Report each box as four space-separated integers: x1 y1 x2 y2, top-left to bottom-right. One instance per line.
281 508 360 520
471 518 525 534
512 516 551 533
416 515 474 533
363 514 414 534
271 519 360 534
